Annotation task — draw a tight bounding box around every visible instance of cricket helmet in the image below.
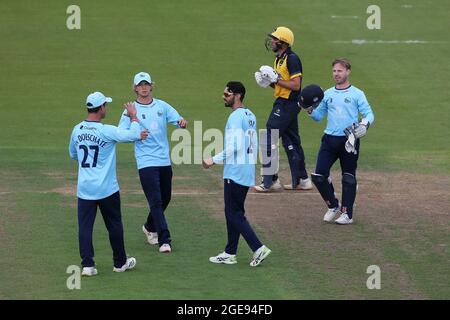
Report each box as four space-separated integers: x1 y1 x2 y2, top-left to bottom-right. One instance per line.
269 26 294 46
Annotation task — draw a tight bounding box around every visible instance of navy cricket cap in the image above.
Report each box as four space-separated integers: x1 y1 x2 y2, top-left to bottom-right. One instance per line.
298 84 324 108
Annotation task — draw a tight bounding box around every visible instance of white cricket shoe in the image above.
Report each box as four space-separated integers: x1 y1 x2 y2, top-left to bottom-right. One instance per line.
271 179 283 190
142 225 158 245
113 257 136 272
253 179 283 193
81 267 98 277
209 252 237 265
284 178 313 190
335 213 353 225
323 207 340 222
299 178 313 190
159 243 172 253
250 245 271 267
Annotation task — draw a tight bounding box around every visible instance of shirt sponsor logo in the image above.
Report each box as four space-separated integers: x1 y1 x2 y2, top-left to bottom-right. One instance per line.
81 126 97 131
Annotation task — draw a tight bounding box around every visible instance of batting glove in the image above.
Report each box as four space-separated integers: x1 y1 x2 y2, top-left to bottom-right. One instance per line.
259 65 279 84
254 71 272 88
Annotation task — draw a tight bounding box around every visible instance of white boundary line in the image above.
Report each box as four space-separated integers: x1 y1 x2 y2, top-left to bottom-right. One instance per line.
330 15 359 19
332 39 447 45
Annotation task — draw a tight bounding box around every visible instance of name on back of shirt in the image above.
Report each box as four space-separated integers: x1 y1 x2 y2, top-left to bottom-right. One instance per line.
76 132 107 148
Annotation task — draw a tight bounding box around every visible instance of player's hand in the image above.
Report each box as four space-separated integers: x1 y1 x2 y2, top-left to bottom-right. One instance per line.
140 129 149 140
178 119 188 128
305 106 314 115
202 158 214 169
124 102 137 118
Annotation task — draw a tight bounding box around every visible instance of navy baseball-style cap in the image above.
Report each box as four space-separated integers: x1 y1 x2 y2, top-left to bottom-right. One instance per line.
298 84 324 108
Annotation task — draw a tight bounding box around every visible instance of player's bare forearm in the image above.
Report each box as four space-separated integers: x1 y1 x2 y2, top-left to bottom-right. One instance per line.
277 77 301 91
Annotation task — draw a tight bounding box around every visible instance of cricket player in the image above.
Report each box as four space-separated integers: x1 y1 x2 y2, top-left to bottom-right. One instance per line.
254 26 312 192
118 72 187 253
301 58 375 224
69 91 148 276
203 81 271 267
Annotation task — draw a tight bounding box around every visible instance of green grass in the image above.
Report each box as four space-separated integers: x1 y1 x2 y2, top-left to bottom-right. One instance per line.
0 0 449 299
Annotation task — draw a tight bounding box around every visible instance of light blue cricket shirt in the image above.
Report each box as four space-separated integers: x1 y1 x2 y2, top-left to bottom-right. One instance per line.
310 85 375 136
69 120 141 200
118 99 183 169
213 107 258 187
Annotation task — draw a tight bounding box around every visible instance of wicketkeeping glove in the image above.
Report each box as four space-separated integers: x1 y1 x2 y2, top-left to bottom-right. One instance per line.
254 71 272 88
345 131 358 154
344 118 370 139
259 65 279 84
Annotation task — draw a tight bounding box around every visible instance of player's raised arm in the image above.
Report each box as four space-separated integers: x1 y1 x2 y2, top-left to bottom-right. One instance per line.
117 101 134 129
105 102 148 142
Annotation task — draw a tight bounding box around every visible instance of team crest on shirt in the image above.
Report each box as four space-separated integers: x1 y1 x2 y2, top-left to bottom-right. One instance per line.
328 98 333 103
273 108 281 117
157 110 163 117
142 114 146 119
344 97 351 104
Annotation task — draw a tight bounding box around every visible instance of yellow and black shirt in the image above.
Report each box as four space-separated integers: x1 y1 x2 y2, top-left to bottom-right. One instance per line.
273 47 303 101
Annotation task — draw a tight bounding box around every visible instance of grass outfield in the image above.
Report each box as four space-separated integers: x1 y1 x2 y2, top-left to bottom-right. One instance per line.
0 0 449 299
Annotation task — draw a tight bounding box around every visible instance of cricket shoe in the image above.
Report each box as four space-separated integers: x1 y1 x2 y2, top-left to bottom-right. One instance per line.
113 257 136 272
250 245 271 267
283 178 313 190
253 179 283 193
335 213 353 225
81 267 98 276
209 252 237 265
142 225 158 245
159 243 172 253
323 206 340 222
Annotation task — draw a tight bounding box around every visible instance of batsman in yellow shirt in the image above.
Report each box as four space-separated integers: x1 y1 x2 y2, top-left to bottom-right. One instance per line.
254 26 312 192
